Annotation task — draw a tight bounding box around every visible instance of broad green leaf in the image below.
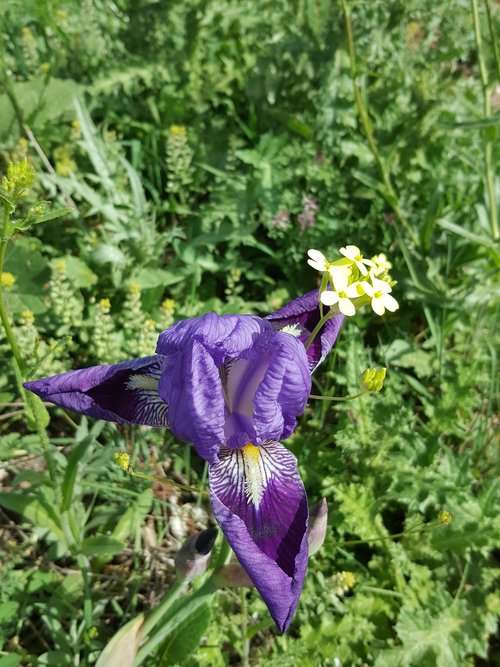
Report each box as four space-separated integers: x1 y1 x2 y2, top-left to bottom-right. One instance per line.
0 655 21 667
0 492 63 540
158 602 212 666
80 535 124 558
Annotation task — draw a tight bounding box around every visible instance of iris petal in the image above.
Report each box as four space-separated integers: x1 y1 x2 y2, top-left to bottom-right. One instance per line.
24 356 169 426
266 290 344 373
209 441 308 633
157 312 310 460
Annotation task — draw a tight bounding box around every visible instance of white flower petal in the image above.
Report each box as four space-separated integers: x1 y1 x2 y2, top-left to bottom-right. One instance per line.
382 294 399 312
339 298 356 316
346 282 362 298
307 249 327 269
329 266 350 292
307 259 327 272
371 297 386 316
357 262 368 276
320 290 339 306
372 277 391 293
362 281 375 297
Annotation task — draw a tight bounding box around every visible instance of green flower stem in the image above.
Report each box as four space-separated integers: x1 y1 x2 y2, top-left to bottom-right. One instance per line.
129 468 208 496
304 310 338 351
340 0 419 248
140 578 189 639
471 0 499 240
484 0 500 82
309 391 366 402
0 205 27 376
240 589 250 667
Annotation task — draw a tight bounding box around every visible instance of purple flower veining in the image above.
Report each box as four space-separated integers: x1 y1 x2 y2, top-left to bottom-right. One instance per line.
24 292 343 633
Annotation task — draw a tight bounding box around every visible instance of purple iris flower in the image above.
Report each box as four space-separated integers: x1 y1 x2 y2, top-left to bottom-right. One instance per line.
24 291 343 633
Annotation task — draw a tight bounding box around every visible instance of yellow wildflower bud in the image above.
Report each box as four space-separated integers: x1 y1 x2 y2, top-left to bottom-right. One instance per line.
438 510 452 525
98 298 111 311
21 309 35 324
161 298 175 314
0 272 15 287
128 283 141 295
341 571 356 589
54 259 67 273
169 124 186 137
2 158 35 197
360 367 387 393
39 62 50 75
113 451 130 472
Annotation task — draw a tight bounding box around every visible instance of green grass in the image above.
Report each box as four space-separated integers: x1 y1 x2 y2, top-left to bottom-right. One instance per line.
0 1 498 665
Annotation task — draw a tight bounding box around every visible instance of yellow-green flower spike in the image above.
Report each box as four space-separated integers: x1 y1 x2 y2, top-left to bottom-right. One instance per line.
438 510 452 525
2 158 35 199
360 367 387 393
113 451 130 472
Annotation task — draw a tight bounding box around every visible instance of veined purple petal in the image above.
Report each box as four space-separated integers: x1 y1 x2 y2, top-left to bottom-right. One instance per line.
157 313 310 461
266 290 344 373
209 441 308 633
252 332 311 443
24 356 169 427
158 338 225 464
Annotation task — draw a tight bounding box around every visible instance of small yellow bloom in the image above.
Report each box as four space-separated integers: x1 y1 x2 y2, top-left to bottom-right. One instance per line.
1 272 15 287
438 510 452 525
113 451 130 472
360 367 387 393
98 298 111 310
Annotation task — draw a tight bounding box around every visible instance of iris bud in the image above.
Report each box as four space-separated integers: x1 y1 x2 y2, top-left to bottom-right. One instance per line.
308 498 328 555
174 527 218 579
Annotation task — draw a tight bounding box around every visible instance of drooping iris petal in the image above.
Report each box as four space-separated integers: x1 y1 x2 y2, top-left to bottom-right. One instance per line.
157 313 310 462
209 441 308 633
24 356 169 426
266 290 344 373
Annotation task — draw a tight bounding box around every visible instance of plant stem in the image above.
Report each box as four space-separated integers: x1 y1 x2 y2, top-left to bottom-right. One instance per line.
304 310 338 351
339 0 419 247
483 0 500 82
0 206 27 375
141 578 188 638
240 589 250 667
471 0 499 240
309 391 366 402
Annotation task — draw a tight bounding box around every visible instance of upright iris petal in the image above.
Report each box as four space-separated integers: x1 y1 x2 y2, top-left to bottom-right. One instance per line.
266 290 344 372
156 313 311 462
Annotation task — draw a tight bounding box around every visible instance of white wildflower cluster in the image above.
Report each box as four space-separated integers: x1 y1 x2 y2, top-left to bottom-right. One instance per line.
307 245 399 317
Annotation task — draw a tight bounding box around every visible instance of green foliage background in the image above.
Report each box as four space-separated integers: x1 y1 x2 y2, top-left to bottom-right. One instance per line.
0 0 498 665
